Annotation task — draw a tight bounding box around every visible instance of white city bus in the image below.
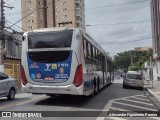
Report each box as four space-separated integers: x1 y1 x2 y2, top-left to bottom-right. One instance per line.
21 27 114 96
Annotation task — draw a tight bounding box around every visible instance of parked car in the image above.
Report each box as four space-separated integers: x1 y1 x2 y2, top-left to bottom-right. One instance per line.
0 72 17 100
123 71 144 89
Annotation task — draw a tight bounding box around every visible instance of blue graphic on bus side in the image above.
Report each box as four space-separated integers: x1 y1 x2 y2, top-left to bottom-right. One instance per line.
84 80 93 92
27 51 72 82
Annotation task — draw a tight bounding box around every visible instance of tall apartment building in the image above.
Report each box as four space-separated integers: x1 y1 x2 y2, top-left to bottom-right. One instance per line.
21 0 85 32
150 0 160 80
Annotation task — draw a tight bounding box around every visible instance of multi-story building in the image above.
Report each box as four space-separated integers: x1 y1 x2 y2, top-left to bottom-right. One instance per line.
150 0 160 80
134 47 152 52
21 0 85 32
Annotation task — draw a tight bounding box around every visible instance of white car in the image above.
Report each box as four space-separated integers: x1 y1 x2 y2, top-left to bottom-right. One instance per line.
0 72 17 100
123 71 144 89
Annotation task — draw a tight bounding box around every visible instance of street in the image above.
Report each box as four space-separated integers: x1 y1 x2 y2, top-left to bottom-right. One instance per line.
0 79 159 120
0 0 159 120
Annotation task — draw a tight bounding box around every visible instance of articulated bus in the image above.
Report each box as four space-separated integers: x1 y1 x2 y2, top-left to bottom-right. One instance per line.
21 27 114 96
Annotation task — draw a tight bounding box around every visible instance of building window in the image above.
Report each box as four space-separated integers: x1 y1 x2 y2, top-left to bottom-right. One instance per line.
28 0 32 4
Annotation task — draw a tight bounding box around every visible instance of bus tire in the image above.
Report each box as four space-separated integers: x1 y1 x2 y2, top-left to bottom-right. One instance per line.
97 77 100 92
93 78 97 95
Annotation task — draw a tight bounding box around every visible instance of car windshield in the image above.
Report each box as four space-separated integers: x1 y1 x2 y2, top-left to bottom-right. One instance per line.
127 74 142 80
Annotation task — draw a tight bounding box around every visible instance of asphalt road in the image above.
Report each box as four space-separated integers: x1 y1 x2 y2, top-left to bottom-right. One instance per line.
0 79 159 120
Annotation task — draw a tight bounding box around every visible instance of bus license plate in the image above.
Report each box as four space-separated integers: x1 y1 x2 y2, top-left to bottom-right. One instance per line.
44 77 54 81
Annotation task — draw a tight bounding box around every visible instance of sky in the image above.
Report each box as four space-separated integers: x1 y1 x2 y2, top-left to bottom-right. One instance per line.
4 0 152 57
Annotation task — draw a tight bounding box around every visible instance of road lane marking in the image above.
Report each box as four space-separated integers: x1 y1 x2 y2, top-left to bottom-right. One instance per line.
136 95 148 99
149 117 160 120
16 95 46 106
113 101 157 111
96 100 114 120
107 117 127 120
121 98 154 106
112 94 146 101
155 92 160 94
129 96 150 102
0 95 46 110
0 102 20 110
110 107 128 111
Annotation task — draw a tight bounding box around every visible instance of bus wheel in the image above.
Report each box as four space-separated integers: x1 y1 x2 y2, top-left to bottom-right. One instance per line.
92 78 97 96
97 77 100 92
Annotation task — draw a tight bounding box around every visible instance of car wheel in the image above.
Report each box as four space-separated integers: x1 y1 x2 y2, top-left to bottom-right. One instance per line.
123 84 127 89
7 89 15 100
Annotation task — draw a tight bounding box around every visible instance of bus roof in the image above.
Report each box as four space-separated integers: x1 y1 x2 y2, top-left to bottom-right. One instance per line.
32 27 72 33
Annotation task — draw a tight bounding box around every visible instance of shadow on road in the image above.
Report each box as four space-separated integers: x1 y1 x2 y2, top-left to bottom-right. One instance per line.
34 83 144 110
34 84 113 110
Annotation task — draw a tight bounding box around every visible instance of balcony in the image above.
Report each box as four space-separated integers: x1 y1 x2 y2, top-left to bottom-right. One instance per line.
76 11 83 18
76 0 83 6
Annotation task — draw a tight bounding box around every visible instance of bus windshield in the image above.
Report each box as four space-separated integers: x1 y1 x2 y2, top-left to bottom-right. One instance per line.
28 29 73 49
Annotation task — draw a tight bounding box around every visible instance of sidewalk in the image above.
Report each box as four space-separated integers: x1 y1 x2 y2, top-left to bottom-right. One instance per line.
144 80 160 103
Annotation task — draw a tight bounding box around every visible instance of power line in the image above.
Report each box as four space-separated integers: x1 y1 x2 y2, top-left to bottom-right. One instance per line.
5 0 149 17
6 6 47 31
86 0 149 10
86 20 151 26
99 37 152 45
95 35 151 40
5 20 26 32
5 0 56 16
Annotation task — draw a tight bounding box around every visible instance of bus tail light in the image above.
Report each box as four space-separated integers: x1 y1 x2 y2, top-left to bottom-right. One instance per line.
73 64 83 87
21 66 28 86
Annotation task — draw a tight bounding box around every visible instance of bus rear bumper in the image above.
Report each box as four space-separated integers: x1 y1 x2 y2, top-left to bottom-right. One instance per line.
22 83 84 95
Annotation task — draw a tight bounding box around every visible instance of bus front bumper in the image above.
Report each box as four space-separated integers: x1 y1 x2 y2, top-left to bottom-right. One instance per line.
22 83 84 95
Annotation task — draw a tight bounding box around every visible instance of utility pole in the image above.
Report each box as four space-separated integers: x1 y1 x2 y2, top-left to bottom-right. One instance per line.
0 0 5 72
131 56 133 65
150 56 153 88
0 0 13 72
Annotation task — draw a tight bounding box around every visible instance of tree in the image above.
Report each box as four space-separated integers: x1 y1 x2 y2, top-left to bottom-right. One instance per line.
114 49 153 72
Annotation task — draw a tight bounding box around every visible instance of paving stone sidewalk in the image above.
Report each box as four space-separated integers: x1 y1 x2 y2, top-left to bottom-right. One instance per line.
144 80 160 103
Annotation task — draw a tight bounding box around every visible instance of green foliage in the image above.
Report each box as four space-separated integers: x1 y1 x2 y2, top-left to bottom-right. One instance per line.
140 63 145 70
128 65 139 71
114 49 153 71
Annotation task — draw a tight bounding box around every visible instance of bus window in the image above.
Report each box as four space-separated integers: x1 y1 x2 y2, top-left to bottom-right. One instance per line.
28 29 73 49
83 39 87 58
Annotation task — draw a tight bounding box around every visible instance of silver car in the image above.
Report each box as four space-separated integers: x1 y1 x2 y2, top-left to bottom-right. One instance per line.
0 72 17 100
123 71 144 89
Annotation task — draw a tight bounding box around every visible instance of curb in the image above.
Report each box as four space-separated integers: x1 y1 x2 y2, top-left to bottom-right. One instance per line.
146 88 160 103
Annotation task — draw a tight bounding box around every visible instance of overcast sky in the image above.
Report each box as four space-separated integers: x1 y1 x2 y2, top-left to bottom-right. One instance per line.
5 0 152 57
